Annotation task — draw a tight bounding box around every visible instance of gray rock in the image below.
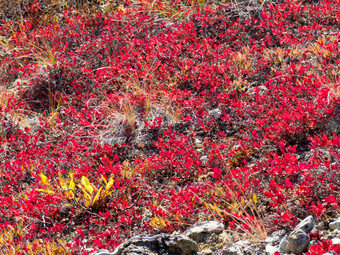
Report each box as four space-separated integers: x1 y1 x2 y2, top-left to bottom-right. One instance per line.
109 234 198 255
265 244 279 254
325 105 340 135
184 221 224 242
200 156 208 163
8 78 29 93
294 216 315 234
265 236 278 243
168 235 198 255
222 244 242 255
194 139 203 149
222 241 261 255
102 136 127 146
222 242 245 255
199 248 213 255
91 249 113 255
265 229 287 244
279 216 314 254
89 215 340 255
247 85 268 96
331 238 340 245
209 109 222 119
309 240 318 249
285 230 310 254
265 230 287 254
329 218 340 230
279 235 289 253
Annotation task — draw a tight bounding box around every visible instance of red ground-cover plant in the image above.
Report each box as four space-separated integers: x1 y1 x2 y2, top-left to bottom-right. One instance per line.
0 0 340 254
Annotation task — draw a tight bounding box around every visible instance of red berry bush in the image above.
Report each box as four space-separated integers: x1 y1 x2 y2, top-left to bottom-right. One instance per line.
0 0 339 254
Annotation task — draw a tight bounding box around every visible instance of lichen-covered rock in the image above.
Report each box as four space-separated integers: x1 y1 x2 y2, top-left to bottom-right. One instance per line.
265 230 287 255
105 234 198 255
222 240 262 255
279 216 314 254
200 155 208 163
90 216 340 255
91 250 113 255
329 217 340 230
265 244 279 255
168 235 199 255
209 108 222 119
332 237 340 245
285 230 310 254
222 244 242 255
184 221 224 243
294 216 315 234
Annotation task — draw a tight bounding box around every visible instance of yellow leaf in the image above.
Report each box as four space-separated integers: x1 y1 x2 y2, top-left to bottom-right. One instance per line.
85 184 94 195
202 201 208 209
81 176 90 187
15 243 21 252
101 174 108 185
37 189 55 194
78 185 91 199
69 179 75 190
118 4 126 13
253 193 257 204
105 179 114 193
40 173 50 186
92 187 103 205
81 176 94 194
106 190 114 197
52 240 57 251
241 198 245 206
59 178 67 190
216 208 223 217
125 160 129 168
151 217 159 226
46 242 50 253
160 218 166 226
66 190 74 198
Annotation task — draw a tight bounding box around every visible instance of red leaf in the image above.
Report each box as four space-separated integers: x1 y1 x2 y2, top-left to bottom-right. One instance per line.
285 178 293 189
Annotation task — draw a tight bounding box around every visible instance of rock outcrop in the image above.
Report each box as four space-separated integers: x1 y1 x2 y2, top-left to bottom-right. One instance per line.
279 215 315 254
93 234 198 255
91 216 340 255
